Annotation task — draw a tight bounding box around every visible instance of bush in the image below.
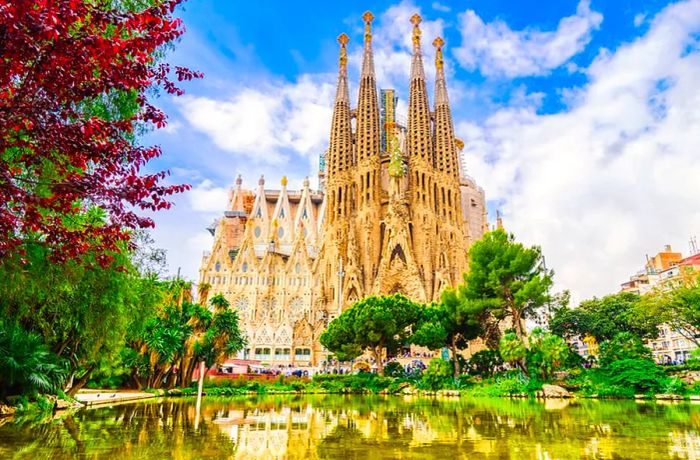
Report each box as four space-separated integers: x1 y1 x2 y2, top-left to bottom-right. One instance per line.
421 359 453 391
598 332 651 367
467 350 503 377
0 321 67 398
602 358 668 394
464 371 531 397
384 361 406 378
526 329 569 381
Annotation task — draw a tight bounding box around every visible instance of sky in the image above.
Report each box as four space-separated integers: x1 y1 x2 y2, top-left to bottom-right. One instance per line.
143 0 700 303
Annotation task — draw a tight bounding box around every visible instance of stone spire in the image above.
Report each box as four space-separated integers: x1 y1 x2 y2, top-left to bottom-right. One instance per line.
326 33 353 180
354 11 382 293
360 11 375 78
324 33 353 226
356 11 381 164
406 13 433 166
432 36 458 180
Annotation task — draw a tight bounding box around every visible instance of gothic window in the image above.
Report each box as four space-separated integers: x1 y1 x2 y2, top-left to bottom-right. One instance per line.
302 207 308 219
295 263 301 274
214 261 221 272
277 226 284 238
242 262 248 273
255 207 262 218
289 297 305 322
254 226 262 238
234 297 250 315
279 208 285 218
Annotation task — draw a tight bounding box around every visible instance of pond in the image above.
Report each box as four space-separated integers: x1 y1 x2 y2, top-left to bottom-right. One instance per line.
1 395 699 459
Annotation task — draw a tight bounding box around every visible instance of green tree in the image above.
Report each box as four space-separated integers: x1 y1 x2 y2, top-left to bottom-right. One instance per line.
649 279 700 347
526 328 569 381
0 242 159 396
464 229 552 342
467 349 503 377
597 332 652 368
499 332 527 375
412 287 489 378
550 292 660 342
0 321 67 399
125 290 245 389
320 294 422 375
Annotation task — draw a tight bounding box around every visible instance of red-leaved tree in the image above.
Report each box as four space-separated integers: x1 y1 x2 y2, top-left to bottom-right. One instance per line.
0 0 201 265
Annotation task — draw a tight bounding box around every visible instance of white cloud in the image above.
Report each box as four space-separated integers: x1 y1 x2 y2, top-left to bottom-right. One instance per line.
459 0 700 301
188 179 229 213
453 0 603 77
177 74 335 166
634 13 647 27
432 2 450 13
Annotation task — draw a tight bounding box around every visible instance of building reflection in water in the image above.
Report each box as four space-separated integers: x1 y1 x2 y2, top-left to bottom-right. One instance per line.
201 396 700 459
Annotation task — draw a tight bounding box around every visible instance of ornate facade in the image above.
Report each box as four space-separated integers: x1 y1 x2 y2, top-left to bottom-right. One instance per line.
199 12 487 365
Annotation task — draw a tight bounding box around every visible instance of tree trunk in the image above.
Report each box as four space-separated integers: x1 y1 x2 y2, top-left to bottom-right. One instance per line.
67 365 95 397
451 336 460 379
372 346 384 376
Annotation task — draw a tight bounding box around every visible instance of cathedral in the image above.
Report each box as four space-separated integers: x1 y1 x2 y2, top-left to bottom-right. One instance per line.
198 12 487 366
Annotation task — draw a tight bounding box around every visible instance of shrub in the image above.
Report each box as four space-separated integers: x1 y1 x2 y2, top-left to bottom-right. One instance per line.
421 359 453 391
598 332 651 368
499 333 526 370
526 329 569 381
0 321 67 398
384 361 406 378
467 350 503 377
602 358 667 394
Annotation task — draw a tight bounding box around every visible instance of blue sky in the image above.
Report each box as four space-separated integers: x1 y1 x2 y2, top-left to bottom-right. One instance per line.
145 0 700 302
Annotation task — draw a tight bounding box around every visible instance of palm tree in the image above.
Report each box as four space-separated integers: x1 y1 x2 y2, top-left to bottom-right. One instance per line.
0 321 67 398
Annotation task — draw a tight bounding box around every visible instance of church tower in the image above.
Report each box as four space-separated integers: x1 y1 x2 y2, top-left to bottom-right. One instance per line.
431 36 469 293
353 12 382 297
316 32 354 316
405 14 438 299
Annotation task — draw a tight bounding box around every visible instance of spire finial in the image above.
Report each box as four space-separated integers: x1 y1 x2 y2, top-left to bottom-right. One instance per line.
411 13 422 45
433 36 445 71
337 33 349 69
235 174 242 187
281 175 288 187
258 175 265 186
363 11 374 40
303 176 310 188
360 12 376 77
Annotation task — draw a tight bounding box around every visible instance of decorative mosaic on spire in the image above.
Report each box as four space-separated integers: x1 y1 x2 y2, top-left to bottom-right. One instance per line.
409 13 425 81
433 36 449 106
361 11 375 77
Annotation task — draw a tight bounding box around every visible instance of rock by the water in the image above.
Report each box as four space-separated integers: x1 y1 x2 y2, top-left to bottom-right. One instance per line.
541 384 571 398
655 394 684 400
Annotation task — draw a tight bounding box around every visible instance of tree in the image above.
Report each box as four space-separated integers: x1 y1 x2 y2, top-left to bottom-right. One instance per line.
499 332 528 375
597 332 652 368
526 328 569 381
412 288 489 378
0 0 200 263
125 290 245 389
550 292 660 342
320 294 422 375
467 350 503 378
649 279 700 347
464 229 552 342
0 321 67 399
0 241 159 396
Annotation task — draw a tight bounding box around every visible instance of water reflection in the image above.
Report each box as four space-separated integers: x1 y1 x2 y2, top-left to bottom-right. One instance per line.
1 396 700 459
